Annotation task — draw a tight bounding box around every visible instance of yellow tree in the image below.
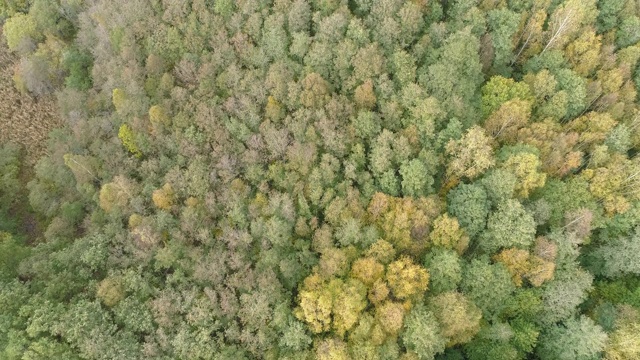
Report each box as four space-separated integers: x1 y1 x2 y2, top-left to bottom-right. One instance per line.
517 119 582 176
365 239 397 265
152 183 176 210
149 104 171 127
494 248 555 287
96 276 125 307
118 124 142 158
367 192 441 254
385 256 429 300
565 29 602 77
98 176 135 213
429 214 469 254
297 274 333 334
502 152 547 198
316 338 349 360
483 100 532 144
2 12 41 52
512 4 548 63
541 0 595 54
296 275 367 336
566 112 617 153
351 257 385 286
581 154 640 215
354 79 376 110
605 306 640 360
333 279 368 336
300 72 331 108
375 301 406 336
445 126 495 181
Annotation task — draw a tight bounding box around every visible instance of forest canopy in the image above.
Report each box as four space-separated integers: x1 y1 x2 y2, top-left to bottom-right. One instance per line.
2 0 640 359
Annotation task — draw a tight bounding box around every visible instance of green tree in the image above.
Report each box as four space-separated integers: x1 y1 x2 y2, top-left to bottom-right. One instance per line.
423 248 462 294
597 0 625 33
447 183 490 237
463 323 520 360
0 0 29 19
479 200 536 254
537 316 607 360
420 29 484 122
539 267 593 325
616 16 640 48
555 69 587 119
401 305 446 360
461 258 516 319
585 227 640 278
480 169 516 205
428 292 482 347
399 159 433 197
487 8 520 74
61 47 92 91
0 232 29 281
0 143 22 226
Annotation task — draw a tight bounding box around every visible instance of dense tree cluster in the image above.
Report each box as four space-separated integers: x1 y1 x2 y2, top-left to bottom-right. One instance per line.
2 0 640 359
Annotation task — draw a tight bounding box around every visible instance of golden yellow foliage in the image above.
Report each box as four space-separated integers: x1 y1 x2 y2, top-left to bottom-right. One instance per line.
368 279 390 305
351 257 385 285
265 95 284 121
365 239 396 265
128 213 142 228
149 104 170 126
517 119 583 176
565 30 601 77
118 123 142 157
567 112 617 150
354 79 376 109
318 247 349 278
296 276 367 336
376 301 406 335
502 152 546 198
494 248 531 287
526 255 556 287
332 279 368 336
300 72 330 108
112 88 127 114
484 100 531 143
605 306 640 360
97 276 124 307
316 338 349 360
494 248 555 287
386 256 429 300
446 126 495 180
152 183 175 210
297 274 333 333
98 177 134 213
429 214 469 254
367 192 440 254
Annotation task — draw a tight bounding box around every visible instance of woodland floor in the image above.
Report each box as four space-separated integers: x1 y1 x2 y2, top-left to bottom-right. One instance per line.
0 29 60 240
0 29 63 166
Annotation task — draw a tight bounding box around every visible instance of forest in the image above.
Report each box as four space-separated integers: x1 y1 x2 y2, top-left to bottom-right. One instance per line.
1 0 640 359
